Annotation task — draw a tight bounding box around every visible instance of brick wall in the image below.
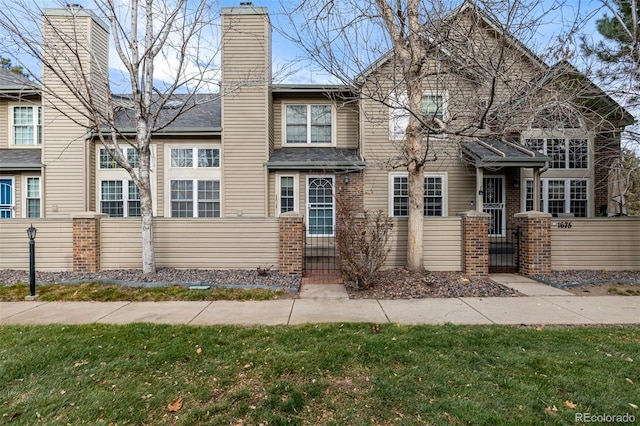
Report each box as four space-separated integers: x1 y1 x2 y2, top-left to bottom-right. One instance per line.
515 211 551 275
279 212 304 275
72 213 106 273
460 210 489 276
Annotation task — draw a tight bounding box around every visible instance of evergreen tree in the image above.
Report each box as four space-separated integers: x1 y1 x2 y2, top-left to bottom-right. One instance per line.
0 56 28 77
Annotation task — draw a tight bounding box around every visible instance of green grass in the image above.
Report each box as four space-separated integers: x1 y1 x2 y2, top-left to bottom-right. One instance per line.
0 283 285 302
0 324 638 425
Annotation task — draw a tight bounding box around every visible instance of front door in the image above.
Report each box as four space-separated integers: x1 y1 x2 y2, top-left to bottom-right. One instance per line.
483 176 505 236
0 178 14 218
306 176 334 237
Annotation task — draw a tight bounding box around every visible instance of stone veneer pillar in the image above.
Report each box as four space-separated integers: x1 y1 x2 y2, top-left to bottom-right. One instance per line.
279 212 304 276
459 210 490 276
515 211 551 275
72 212 106 273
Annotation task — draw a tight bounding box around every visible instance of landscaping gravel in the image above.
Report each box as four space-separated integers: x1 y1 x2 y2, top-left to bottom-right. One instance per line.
531 270 640 288
346 269 521 299
0 268 301 292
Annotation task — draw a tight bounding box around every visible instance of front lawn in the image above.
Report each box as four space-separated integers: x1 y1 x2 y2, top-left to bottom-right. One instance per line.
0 283 285 302
1 324 638 425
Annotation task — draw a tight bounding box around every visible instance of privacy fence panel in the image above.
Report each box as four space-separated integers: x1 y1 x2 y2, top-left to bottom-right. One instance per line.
385 218 463 271
0 219 73 271
101 218 280 270
551 217 640 270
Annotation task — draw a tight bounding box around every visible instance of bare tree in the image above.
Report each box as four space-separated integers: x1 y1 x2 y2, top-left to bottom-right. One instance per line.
0 0 220 273
281 0 584 271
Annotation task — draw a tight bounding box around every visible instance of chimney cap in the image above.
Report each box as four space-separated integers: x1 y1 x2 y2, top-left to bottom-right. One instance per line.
239 1 253 6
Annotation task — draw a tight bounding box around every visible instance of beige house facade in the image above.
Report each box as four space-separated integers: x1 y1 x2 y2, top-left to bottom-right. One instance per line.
0 3 634 273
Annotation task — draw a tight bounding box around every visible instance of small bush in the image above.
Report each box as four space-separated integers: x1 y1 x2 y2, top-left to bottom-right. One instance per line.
336 206 393 290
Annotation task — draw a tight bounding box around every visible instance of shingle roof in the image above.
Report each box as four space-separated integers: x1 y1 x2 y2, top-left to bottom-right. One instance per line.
461 138 549 168
0 69 38 94
112 94 221 134
0 149 42 170
266 148 365 170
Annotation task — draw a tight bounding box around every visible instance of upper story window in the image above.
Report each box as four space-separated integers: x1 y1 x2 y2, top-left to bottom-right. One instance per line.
99 147 139 169
390 92 446 139
12 106 42 145
170 148 220 168
523 138 588 169
285 104 333 144
524 105 588 169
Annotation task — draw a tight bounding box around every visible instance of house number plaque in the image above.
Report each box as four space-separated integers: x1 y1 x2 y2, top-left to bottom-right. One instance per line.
557 221 572 229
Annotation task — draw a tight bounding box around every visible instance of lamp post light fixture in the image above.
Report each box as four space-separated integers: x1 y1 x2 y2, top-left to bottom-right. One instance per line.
25 223 38 301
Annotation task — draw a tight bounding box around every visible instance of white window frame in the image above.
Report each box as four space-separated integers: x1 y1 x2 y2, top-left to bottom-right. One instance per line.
169 179 221 218
164 144 221 217
22 176 41 218
276 173 299 216
98 179 142 218
169 147 220 169
388 172 448 217
10 105 42 146
99 146 139 169
96 145 156 216
523 136 589 170
389 91 448 140
523 178 589 217
282 103 336 146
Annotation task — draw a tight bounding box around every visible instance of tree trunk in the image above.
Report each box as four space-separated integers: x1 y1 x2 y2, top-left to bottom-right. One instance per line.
406 163 425 272
138 142 156 274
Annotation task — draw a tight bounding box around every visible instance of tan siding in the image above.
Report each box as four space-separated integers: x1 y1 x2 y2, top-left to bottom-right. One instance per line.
272 95 359 149
0 101 8 148
551 218 640 270
42 11 109 217
385 218 462 271
0 219 73 271
221 10 270 217
101 218 280 269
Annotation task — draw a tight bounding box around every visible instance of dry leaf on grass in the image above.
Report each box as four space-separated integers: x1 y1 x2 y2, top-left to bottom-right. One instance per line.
196 347 202 355
168 397 183 412
564 400 577 409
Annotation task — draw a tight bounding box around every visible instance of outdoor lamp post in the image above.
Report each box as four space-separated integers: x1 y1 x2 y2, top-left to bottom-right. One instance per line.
26 224 37 300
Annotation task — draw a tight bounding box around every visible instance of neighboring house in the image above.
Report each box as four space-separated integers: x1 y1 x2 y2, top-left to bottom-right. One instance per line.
0 3 633 272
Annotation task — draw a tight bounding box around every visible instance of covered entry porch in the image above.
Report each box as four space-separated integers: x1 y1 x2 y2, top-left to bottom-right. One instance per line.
462 138 550 272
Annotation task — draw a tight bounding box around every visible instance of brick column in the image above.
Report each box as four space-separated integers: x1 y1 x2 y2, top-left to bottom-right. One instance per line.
459 210 490 276
515 211 551 275
72 212 106 273
279 212 304 276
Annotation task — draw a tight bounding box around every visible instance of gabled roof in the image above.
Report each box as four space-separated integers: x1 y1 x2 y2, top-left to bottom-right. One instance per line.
357 0 548 84
0 149 42 171
111 94 221 135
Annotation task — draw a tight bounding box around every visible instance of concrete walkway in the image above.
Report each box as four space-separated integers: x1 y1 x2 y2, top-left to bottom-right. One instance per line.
1 275 639 326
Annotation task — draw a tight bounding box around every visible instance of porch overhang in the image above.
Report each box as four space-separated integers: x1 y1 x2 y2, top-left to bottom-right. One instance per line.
0 149 42 171
462 138 549 168
266 147 366 171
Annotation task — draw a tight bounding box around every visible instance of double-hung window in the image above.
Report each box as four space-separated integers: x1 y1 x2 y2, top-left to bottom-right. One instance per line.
167 146 221 218
25 177 41 218
12 106 42 145
524 138 588 169
100 180 140 217
278 175 297 214
170 180 220 218
390 93 445 138
525 178 588 217
391 174 446 217
99 147 139 169
285 104 332 144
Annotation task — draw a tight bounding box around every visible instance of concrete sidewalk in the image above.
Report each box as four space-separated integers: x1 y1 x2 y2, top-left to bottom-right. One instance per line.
1 275 639 326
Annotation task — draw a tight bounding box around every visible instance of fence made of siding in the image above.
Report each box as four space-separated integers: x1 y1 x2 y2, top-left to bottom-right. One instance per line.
0 219 73 271
101 217 280 270
385 218 463 271
551 218 640 270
